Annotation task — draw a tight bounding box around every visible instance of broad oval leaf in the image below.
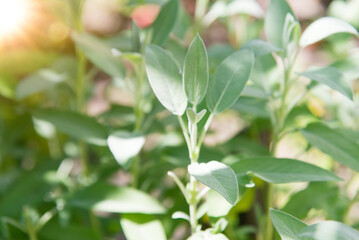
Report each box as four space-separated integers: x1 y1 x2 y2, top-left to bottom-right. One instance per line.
264 0 294 49
270 209 307 240
121 214 167 240
107 131 145 168
241 39 281 58
300 66 353 100
300 17 359 48
145 45 187 115
67 182 165 214
183 34 209 105
151 0 178 46
207 49 254 114
299 221 359 240
72 32 125 79
188 161 239 205
33 109 108 146
16 69 66 100
231 157 341 183
301 122 359 172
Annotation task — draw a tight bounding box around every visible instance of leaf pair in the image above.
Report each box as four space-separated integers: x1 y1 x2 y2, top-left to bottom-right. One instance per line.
145 34 254 116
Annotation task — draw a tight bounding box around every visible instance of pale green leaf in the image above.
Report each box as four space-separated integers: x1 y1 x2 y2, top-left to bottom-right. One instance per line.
301 122 359 172
299 221 359 240
264 0 294 48
121 214 166 240
183 34 209 105
270 209 307 240
241 39 281 57
72 32 125 78
300 17 359 47
300 66 353 100
67 182 165 214
33 109 108 146
151 0 178 46
16 69 66 100
107 131 145 167
207 49 254 113
145 45 187 115
188 161 239 205
231 157 341 183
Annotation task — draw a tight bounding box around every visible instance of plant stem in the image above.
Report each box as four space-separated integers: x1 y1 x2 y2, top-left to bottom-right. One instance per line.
344 190 359 224
24 207 38 240
189 175 198 233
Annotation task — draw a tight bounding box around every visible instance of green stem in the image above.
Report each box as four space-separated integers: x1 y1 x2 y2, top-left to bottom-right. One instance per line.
189 176 198 233
344 190 359 224
24 207 38 240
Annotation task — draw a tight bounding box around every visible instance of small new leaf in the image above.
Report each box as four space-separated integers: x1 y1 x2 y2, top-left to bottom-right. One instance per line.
183 34 209 105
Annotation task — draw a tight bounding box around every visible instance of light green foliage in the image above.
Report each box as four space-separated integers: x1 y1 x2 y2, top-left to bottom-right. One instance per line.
300 66 353 100
301 123 359 172
231 157 341 183
207 49 254 113
145 45 187 115
183 34 209 105
188 161 239 205
270 209 307 240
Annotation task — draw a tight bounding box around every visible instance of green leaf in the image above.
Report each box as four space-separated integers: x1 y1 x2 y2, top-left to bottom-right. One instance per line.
206 189 233 217
300 17 359 48
67 182 165 214
270 209 307 240
186 108 207 124
300 66 353 100
107 131 145 168
16 69 66 100
188 161 239 205
121 214 166 240
231 157 341 183
301 122 359 172
183 34 209 105
145 45 187 115
264 0 294 49
241 39 281 57
72 32 125 79
33 109 108 146
207 49 254 114
151 0 178 46
299 221 359 240
39 220 98 240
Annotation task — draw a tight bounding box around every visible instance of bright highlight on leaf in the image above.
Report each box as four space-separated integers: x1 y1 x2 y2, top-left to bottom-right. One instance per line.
0 0 30 37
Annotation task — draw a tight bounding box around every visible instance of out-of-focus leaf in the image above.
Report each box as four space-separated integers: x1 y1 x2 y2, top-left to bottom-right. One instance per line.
300 66 353 100
72 32 125 79
270 209 307 240
283 182 349 220
120 214 166 240
301 122 359 172
151 0 178 45
16 69 66 100
188 161 239 205
33 109 108 146
206 190 234 217
299 221 359 240
107 131 145 168
264 0 294 49
145 45 187 115
207 49 254 113
39 219 98 240
67 182 165 214
241 39 281 57
231 157 341 183
300 17 359 47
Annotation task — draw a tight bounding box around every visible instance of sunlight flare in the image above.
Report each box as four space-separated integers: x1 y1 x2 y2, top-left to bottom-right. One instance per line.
0 0 30 37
